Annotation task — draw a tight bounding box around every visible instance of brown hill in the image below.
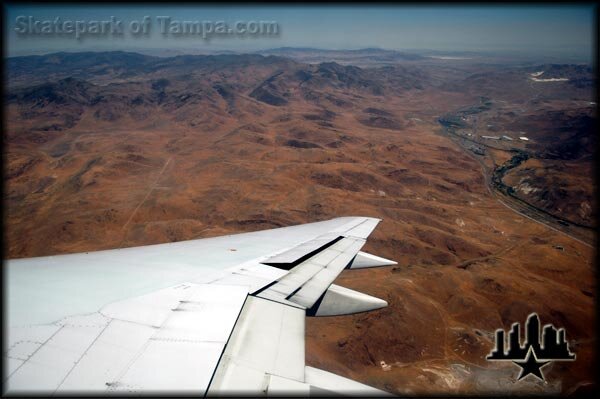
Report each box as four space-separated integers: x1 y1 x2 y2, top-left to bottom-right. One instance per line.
4 51 596 395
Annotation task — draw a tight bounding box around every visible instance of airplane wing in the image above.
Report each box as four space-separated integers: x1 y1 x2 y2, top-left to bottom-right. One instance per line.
4 216 396 395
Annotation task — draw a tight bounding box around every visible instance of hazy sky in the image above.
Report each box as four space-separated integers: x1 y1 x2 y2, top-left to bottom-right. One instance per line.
4 4 596 61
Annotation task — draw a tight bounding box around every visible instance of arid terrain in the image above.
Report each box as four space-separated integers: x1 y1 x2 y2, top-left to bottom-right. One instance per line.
4 49 596 395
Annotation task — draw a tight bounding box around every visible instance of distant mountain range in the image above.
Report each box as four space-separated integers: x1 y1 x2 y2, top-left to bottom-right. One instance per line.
257 47 427 65
5 50 433 135
6 51 294 88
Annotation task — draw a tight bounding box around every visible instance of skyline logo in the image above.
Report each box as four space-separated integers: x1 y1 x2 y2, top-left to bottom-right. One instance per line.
487 313 576 381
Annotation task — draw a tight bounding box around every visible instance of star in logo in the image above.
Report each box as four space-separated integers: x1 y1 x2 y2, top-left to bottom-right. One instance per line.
512 347 549 381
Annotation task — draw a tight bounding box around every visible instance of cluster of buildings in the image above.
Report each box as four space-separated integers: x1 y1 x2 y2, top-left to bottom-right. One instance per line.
480 134 529 142
456 127 531 144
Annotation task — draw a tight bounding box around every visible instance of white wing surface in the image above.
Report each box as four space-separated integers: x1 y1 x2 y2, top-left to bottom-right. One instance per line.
4 216 396 395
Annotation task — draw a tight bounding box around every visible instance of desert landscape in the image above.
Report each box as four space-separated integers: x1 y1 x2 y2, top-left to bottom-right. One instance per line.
4 48 596 395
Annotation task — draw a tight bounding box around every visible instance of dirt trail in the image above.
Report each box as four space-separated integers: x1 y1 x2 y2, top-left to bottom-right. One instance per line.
119 157 172 246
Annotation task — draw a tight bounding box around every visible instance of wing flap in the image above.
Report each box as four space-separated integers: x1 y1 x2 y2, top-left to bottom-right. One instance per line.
286 238 366 308
305 366 392 396
256 237 366 309
207 296 305 395
207 296 390 396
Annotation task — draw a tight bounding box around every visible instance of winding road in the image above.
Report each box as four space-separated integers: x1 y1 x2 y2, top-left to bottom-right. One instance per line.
437 113 594 248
